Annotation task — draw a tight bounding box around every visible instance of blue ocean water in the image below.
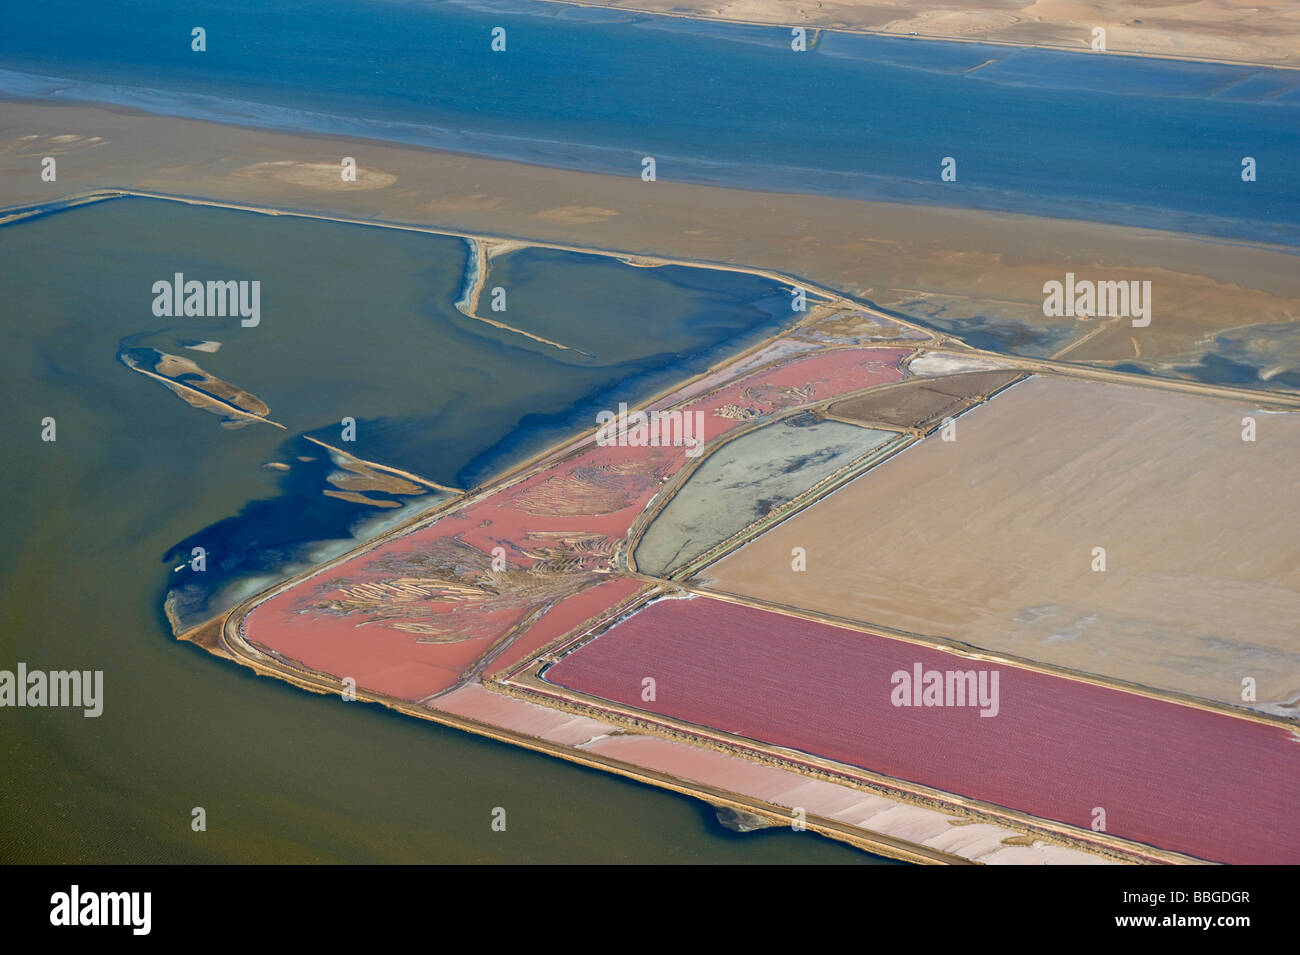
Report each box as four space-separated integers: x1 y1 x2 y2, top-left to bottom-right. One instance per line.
1 0 1297 243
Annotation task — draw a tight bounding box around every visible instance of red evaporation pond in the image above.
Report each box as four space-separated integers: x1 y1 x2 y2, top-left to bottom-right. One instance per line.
544 596 1300 864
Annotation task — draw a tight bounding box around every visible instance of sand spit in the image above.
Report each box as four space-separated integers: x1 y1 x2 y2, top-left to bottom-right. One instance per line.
324 489 402 508
540 0 1300 68
4 101 1299 394
707 374 1300 715
320 451 428 508
119 348 284 429
181 339 221 353
453 236 583 353
303 436 461 495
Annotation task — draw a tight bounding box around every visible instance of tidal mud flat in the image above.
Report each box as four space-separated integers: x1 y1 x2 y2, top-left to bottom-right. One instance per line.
3 1 1299 244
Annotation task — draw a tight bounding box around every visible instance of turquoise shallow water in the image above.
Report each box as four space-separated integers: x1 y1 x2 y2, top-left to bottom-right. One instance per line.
0 197 888 863
1 0 1298 243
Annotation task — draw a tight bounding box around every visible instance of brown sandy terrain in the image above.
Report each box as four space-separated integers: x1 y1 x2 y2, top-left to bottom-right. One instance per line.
792 308 929 345
119 348 283 429
4 100 1299 391
323 489 402 507
319 448 430 507
828 370 1021 431
233 159 396 191
548 0 1300 67
0 131 106 159
150 353 270 415
704 374 1300 714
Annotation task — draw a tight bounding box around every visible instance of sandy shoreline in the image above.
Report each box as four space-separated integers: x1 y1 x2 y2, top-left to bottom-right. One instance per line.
536 0 1300 68
4 98 1300 395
